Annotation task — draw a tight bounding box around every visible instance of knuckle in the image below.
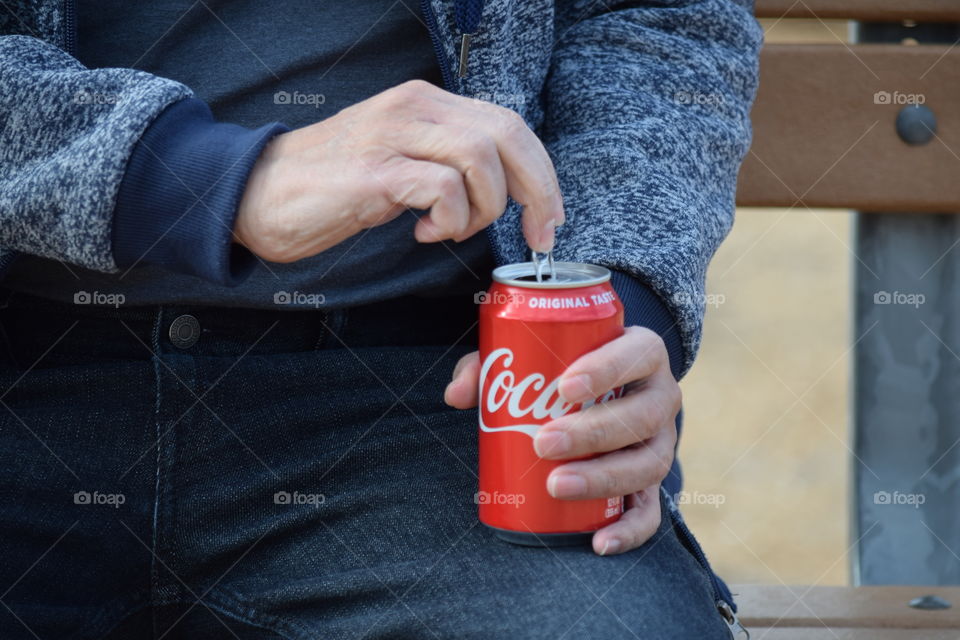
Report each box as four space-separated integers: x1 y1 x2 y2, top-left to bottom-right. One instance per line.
668 382 683 414
596 468 622 496
624 506 658 549
399 79 431 95
464 130 497 159
435 167 463 197
497 108 528 136
643 396 670 432
598 358 623 391
640 510 662 543
657 455 673 481
651 447 674 481
537 173 560 201
581 411 611 452
633 326 664 353
385 80 430 110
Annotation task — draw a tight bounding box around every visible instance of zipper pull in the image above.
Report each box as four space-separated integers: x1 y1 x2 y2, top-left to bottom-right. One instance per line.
717 600 750 639
458 32 474 78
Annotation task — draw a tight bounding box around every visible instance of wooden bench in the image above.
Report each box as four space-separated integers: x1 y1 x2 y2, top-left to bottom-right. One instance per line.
732 585 960 638
731 1 960 636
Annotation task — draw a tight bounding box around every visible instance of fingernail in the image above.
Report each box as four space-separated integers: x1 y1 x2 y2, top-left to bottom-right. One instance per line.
537 219 556 252
534 429 571 458
559 374 593 403
548 473 587 498
599 538 622 556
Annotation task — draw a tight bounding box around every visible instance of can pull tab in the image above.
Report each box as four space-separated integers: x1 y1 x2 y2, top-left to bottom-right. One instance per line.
531 250 555 283
717 601 750 640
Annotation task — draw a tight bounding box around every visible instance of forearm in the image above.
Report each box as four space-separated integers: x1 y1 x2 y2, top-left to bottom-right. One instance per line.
542 0 761 376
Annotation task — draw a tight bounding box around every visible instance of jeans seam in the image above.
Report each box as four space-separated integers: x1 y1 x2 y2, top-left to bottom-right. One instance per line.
150 306 164 637
201 585 317 640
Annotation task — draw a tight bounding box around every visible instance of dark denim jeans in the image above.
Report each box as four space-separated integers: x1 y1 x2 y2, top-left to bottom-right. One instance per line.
0 290 733 639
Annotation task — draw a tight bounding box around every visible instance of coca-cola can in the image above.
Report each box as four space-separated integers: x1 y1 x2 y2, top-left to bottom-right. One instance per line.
477 261 625 546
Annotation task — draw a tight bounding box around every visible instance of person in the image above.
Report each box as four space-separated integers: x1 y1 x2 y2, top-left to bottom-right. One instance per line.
0 0 760 638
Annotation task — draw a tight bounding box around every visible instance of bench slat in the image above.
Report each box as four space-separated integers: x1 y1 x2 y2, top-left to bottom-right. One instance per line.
736 44 960 212
746 630 960 639
755 0 960 22
735 585 960 629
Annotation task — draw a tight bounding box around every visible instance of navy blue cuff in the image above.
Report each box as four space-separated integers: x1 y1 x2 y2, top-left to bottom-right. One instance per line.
609 270 685 381
112 97 290 286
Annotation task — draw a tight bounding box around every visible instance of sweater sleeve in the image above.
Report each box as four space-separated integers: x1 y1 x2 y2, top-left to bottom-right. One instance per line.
541 0 761 377
0 35 192 272
111 97 289 285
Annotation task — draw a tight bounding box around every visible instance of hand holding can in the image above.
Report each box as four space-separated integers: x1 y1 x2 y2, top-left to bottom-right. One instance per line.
446 262 681 555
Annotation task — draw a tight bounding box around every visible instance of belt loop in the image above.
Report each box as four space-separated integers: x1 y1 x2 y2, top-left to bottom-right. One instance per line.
316 308 348 350
151 306 164 355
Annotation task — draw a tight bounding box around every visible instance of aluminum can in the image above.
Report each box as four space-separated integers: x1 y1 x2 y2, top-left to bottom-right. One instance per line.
477 261 625 546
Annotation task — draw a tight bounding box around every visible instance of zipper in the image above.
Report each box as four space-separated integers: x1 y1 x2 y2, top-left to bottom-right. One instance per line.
662 487 750 639
453 0 484 78
420 0 458 95
419 0 507 268
63 0 78 56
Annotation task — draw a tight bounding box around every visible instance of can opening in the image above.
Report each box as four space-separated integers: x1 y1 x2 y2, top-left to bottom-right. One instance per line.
491 262 611 289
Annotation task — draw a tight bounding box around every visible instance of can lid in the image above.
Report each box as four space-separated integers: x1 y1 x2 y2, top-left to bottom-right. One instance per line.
492 262 611 289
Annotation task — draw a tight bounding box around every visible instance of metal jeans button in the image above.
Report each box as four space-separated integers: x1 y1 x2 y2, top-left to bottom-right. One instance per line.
169 314 200 349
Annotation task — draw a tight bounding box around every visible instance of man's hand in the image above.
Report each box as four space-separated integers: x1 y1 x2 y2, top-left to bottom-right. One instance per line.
234 80 564 263
445 327 680 556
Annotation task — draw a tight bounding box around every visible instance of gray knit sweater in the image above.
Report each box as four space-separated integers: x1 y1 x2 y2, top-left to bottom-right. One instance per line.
0 0 761 375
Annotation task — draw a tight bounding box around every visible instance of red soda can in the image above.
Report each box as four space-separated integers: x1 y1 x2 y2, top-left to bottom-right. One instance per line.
477 260 625 546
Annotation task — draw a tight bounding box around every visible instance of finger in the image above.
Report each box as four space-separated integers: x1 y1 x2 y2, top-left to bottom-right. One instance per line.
433 101 564 252
546 427 676 500
534 384 678 459
592 486 661 555
390 123 508 239
558 326 671 404
383 159 471 241
444 351 480 409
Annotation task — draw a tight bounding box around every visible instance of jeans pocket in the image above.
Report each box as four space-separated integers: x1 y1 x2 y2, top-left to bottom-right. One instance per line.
660 485 749 639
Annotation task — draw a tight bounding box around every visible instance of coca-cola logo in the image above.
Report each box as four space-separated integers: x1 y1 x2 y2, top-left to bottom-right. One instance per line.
478 347 621 438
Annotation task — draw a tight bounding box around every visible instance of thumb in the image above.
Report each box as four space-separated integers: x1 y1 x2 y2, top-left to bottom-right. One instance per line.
444 351 480 409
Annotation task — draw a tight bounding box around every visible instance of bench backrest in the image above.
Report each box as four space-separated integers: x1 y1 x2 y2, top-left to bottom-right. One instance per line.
738 2 960 211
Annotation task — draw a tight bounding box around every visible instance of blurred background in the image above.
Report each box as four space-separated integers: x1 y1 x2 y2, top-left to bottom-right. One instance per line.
680 18 854 586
